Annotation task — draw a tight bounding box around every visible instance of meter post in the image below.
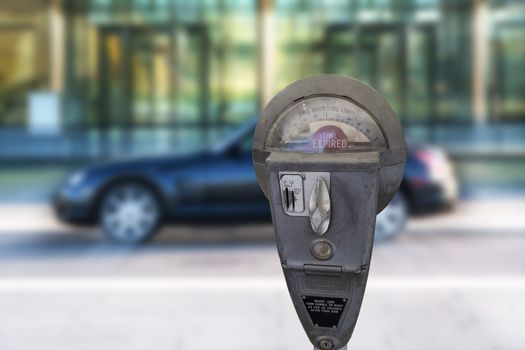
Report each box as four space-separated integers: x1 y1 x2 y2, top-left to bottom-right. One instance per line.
252 75 407 350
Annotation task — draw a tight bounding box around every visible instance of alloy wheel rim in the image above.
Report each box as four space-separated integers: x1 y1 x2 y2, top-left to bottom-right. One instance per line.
102 185 158 241
375 193 407 240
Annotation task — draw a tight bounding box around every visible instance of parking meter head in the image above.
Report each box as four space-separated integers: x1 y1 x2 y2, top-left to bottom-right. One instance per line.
251 75 407 349
253 75 406 213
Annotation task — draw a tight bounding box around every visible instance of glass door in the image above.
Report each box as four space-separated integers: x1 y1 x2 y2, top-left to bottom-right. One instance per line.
491 24 525 121
98 25 209 154
324 24 437 123
406 25 437 123
130 27 175 126
359 26 404 116
99 26 175 128
0 27 37 126
99 28 130 128
325 24 405 117
324 25 358 77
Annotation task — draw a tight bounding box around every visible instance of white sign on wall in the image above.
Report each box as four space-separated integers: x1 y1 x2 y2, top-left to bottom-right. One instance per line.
28 91 61 135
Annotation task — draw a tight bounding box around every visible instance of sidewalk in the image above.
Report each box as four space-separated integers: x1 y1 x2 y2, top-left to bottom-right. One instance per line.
0 199 524 350
408 197 525 234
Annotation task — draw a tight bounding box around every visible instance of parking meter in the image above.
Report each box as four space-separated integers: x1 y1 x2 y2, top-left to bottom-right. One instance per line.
252 75 406 350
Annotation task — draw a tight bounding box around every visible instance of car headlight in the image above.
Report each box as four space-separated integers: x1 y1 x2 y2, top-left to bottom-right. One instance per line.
68 171 85 187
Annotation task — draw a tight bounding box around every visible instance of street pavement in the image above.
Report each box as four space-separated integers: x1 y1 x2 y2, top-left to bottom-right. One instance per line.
0 199 524 349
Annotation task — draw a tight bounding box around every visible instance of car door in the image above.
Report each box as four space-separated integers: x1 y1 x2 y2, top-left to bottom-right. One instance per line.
200 135 267 215
175 131 268 219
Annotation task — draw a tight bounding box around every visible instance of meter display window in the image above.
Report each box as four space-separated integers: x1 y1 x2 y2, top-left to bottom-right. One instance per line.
265 95 386 153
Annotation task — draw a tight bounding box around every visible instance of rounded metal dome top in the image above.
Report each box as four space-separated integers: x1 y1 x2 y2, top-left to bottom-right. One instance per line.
252 75 407 212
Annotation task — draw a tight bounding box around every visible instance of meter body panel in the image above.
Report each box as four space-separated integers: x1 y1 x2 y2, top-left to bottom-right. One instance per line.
266 153 379 349
252 75 406 350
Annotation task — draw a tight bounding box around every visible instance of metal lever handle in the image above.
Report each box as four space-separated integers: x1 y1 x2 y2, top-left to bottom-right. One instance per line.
309 177 331 235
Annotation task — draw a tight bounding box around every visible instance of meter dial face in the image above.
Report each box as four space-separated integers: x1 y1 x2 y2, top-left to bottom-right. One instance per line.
265 95 386 153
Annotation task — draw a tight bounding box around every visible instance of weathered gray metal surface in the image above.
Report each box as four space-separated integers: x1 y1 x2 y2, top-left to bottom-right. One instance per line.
252 75 406 350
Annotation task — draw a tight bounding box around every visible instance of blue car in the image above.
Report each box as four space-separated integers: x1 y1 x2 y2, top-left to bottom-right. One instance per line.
54 119 457 243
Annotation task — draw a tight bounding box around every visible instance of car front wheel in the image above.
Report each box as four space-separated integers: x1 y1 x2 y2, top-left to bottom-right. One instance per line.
375 191 408 241
99 182 161 243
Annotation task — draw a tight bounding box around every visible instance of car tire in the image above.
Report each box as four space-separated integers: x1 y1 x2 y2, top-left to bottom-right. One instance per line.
99 182 161 244
374 191 408 242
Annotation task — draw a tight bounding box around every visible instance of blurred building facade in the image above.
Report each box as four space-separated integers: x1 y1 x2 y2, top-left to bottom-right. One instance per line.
0 0 524 159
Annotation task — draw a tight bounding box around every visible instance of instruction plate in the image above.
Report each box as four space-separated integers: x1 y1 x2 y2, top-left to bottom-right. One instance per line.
302 295 347 328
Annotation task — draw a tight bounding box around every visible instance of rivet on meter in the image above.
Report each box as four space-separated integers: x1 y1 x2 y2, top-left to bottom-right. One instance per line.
310 239 334 260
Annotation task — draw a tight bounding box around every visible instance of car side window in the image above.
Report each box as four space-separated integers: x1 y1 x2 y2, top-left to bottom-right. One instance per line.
239 134 253 154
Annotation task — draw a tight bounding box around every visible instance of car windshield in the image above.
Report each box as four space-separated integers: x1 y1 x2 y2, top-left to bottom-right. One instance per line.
211 117 257 154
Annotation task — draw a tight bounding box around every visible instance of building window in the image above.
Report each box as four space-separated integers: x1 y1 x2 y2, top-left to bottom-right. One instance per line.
489 1 525 121
275 0 473 124
0 1 49 127
64 0 257 132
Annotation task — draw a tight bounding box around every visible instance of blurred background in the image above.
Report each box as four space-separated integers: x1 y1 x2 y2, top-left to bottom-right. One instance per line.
0 0 524 349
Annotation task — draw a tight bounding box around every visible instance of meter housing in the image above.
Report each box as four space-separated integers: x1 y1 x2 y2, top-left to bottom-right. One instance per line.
252 75 406 350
